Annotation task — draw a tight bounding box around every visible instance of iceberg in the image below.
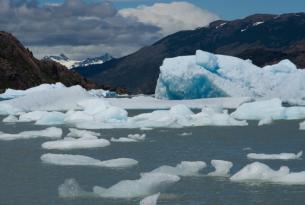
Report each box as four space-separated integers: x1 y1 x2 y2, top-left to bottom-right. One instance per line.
155 50 305 100
149 161 206 177
140 193 160 205
0 85 92 115
0 127 62 141
231 98 305 121
41 153 138 168
0 83 65 99
66 128 101 139
247 151 303 160
42 137 110 150
230 162 305 185
93 173 180 198
58 179 89 198
208 160 233 177
111 137 138 142
2 115 18 123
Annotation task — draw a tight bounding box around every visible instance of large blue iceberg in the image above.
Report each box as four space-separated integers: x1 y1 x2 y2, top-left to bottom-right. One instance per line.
155 50 305 100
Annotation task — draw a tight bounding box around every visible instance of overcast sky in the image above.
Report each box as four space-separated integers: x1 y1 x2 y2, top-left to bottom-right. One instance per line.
2 0 305 59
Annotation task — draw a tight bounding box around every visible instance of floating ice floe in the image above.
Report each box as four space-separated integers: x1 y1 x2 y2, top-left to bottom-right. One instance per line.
179 132 192 136
155 50 305 100
128 134 146 141
0 83 65 99
140 193 160 205
299 121 305 130
66 128 101 139
2 115 18 123
230 162 305 185
0 85 93 115
107 96 252 110
149 161 206 177
231 98 305 121
41 153 138 168
208 160 233 177
111 137 138 142
42 137 110 150
247 151 303 160
58 178 89 198
0 127 62 141
93 173 180 198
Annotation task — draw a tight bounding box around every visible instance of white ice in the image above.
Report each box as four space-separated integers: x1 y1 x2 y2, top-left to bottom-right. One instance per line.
208 160 233 177
0 83 65 99
155 50 305 100
231 98 305 121
149 161 206 177
66 128 101 139
2 115 18 123
231 162 305 185
247 151 303 160
127 133 146 141
93 173 180 198
111 137 138 142
42 137 110 150
140 193 160 205
0 127 62 141
41 153 138 168
58 179 88 198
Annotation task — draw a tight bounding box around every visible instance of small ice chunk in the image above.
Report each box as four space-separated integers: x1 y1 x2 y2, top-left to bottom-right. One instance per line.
2 115 18 123
42 138 110 150
0 127 62 141
208 160 233 177
127 133 146 141
231 162 305 185
149 161 206 176
140 193 160 205
41 153 138 168
179 132 192 136
66 128 101 139
247 151 303 160
93 173 180 198
58 178 87 198
258 117 273 126
300 121 305 130
111 137 138 142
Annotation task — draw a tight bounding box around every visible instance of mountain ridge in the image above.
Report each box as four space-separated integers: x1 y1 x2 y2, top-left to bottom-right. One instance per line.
74 12 305 94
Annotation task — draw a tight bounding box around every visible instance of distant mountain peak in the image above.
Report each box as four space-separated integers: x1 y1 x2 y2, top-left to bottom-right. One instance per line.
43 53 113 69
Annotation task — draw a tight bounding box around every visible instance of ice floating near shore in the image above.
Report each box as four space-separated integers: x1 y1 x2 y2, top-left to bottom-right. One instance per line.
155 50 305 100
231 162 305 185
42 137 110 150
0 85 92 115
128 134 146 141
231 98 305 121
299 121 305 130
140 193 160 205
0 83 65 99
0 127 62 141
208 160 233 177
149 161 206 177
247 151 303 160
41 153 138 168
66 128 101 139
93 173 180 198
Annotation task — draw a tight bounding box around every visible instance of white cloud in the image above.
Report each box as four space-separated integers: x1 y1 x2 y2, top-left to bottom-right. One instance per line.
118 1 219 36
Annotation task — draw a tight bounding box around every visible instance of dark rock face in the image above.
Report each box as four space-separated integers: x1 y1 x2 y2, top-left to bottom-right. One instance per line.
0 31 96 91
75 13 305 94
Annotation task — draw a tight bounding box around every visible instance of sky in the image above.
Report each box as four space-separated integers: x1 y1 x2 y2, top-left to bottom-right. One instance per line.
3 0 305 59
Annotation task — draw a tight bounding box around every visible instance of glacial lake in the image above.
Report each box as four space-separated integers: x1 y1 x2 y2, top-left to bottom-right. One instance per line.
1 116 305 205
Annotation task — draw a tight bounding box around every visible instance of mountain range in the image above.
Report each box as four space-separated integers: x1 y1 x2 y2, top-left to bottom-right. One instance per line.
43 53 113 69
73 13 305 94
0 31 96 91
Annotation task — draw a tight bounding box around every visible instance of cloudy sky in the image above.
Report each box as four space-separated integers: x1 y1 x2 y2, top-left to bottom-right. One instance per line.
2 0 305 60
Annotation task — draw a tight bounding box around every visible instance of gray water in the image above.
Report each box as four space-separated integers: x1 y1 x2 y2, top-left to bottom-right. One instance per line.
0 118 305 205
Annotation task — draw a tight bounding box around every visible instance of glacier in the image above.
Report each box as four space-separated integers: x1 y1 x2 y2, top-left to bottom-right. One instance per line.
155 50 305 100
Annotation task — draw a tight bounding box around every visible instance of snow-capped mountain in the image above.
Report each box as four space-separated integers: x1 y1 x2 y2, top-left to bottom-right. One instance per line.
43 53 113 69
